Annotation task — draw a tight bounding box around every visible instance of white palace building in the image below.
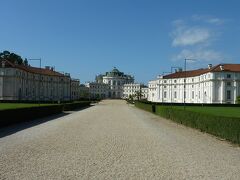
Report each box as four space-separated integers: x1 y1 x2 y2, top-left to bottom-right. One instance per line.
0 59 81 101
148 64 240 104
86 67 149 99
86 67 134 99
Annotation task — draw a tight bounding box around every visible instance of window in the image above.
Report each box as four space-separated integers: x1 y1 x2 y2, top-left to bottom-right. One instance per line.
174 80 177 83
227 90 231 100
184 91 186 98
198 91 200 99
227 74 231 78
192 78 194 82
192 91 194 99
192 85 194 88
227 82 231 86
174 85 177 88
174 91 177 99
164 80 167 83
164 91 167 98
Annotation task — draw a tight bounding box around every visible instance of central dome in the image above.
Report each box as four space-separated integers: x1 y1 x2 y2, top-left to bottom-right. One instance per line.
111 67 120 73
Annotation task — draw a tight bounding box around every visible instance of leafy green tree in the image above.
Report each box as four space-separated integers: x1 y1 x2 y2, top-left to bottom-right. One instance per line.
236 96 240 104
135 90 142 101
0 50 24 65
23 58 28 66
129 94 133 101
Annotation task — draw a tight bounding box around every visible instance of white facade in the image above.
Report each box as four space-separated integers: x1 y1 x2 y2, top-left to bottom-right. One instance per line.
88 67 134 99
123 83 148 99
141 87 149 99
148 79 158 102
85 82 109 99
148 64 240 104
0 60 81 102
71 79 80 101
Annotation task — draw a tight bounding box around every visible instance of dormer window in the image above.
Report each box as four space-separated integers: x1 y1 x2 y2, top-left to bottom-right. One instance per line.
227 74 231 78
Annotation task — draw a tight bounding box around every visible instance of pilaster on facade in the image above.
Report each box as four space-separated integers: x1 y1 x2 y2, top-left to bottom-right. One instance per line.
148 64 240 104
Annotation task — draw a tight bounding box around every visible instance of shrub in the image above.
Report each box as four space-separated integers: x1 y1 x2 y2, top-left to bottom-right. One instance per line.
135 101 240 144
0 105 63 127
63 101 91 111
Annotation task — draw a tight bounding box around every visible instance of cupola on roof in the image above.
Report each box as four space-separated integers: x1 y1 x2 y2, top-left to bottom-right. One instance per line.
111 67 120 73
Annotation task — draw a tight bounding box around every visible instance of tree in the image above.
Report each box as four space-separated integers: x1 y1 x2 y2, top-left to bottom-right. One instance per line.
0 50 24 65
236 96 240 104
135 90 142 101
23 58 28 66
129 94 133 102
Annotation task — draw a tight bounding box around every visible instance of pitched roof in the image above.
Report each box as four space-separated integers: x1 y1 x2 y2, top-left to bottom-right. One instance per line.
163 64 240 79
1 60 66 77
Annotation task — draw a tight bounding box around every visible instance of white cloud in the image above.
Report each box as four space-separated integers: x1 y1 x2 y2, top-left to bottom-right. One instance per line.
170 15 228 64
173 49 222 62
172 27 211 47
192 15 225 25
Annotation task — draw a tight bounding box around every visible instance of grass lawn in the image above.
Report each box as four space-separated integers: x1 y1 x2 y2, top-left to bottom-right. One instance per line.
173 106 240 118
0 103 54 110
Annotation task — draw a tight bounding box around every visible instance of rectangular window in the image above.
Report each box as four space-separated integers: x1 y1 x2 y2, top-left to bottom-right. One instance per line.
174 91 177 99
226 82 231 86
192 91 194 99
164 91 167 98
227 90 231 100
227 74 231 78
199 91 200 99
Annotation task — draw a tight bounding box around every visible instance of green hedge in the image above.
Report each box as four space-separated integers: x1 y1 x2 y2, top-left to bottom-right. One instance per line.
0 105 63 127
135 101 152 112
0 101 92 127
135 102 240 144
63 101 91 111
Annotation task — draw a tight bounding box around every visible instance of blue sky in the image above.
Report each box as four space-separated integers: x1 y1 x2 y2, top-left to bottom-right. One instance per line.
1 0 240 84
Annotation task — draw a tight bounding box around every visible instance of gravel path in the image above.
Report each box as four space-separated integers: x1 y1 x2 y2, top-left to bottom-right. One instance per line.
0 100 240 180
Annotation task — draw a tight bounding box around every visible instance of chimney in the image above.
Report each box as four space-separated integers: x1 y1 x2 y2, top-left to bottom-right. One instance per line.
208 64 212 69
220 64 224 71
178 68 183 72
51 67 54 71
45 66 50 70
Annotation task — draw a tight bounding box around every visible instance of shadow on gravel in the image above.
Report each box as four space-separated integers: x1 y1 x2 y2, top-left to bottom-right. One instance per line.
63 105 94 112
0 105 94 138
0 112 70 138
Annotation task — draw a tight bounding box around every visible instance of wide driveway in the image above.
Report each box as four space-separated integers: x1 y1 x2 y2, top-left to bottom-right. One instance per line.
0 100 240 179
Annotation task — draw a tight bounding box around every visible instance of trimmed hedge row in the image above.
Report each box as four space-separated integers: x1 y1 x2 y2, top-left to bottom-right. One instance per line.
63 101 91 111
0 101 92 127
0 105 63 127
135 101 240 144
